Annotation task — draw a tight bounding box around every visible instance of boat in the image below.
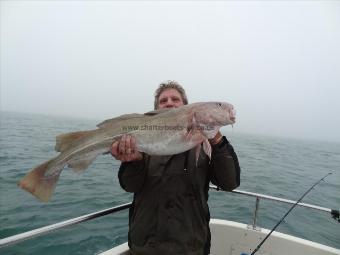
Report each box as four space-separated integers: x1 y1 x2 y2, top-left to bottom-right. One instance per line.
1 185 339 255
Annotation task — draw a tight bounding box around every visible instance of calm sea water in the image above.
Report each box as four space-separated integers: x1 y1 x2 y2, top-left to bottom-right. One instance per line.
1 111 339 255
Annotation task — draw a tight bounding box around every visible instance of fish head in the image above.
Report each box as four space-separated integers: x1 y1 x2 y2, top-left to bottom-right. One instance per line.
190 102 236 138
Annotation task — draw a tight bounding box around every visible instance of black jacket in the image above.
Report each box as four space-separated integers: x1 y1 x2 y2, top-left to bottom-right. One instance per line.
118 137 240 255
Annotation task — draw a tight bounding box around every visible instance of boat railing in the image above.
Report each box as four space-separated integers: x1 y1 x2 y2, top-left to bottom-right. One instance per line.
1 185 339 248
209 185 339 229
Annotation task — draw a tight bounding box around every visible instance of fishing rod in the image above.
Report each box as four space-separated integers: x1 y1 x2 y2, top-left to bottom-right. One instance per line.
250 172 333 255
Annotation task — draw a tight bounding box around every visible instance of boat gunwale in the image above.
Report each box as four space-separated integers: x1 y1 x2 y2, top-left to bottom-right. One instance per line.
0 186 338 249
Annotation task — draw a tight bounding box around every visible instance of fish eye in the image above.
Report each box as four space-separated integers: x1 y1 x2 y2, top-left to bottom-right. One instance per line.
217 103 222 107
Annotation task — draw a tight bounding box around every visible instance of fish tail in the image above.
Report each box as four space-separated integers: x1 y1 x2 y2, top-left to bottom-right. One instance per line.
18 159 61 202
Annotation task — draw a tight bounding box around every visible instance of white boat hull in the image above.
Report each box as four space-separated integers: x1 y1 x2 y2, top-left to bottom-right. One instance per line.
99 219 340 255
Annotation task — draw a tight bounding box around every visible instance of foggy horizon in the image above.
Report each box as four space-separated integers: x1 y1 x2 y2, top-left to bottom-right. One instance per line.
2 108 338 145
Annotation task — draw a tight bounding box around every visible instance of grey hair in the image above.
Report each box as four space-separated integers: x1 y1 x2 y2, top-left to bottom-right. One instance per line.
154 80 188 109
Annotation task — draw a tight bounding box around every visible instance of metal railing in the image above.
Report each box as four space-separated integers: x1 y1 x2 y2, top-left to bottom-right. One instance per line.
1 187 338 248
209 185 337 229
0 203 131 248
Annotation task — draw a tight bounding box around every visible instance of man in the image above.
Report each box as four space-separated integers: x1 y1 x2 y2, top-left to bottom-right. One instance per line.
111 80 240 255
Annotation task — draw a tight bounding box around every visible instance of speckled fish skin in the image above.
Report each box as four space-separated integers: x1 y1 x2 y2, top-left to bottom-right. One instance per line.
18 102 236 202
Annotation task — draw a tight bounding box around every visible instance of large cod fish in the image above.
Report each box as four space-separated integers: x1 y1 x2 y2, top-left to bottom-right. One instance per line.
18 102 236 202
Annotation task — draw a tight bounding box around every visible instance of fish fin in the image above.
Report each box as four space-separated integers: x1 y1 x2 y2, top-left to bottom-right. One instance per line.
97 114 145 128
185 125 194 141
55 130 94 152
67 153 98 172
202 139 212 160
18 159 61 202
143 108 170 116
185 111 196 142
195 144 201 166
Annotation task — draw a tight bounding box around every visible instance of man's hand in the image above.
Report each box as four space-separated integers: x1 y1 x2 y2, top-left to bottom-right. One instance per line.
110 135 143 162
209 131 223 145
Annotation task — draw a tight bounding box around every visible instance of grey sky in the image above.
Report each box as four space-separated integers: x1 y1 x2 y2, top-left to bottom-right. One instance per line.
1 1 340 143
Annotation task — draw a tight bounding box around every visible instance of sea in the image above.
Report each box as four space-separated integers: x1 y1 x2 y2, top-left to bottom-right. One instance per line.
0 111 339 255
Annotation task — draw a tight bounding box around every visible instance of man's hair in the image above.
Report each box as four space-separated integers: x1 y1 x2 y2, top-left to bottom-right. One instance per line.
154 80 188 109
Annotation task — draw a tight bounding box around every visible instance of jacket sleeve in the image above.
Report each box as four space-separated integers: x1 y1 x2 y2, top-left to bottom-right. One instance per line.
118 155 148 193
209 136 241 191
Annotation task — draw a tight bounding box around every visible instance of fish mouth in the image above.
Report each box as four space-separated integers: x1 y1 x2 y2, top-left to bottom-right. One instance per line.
229 108 236 123
217 110 235 125
215 117 235 126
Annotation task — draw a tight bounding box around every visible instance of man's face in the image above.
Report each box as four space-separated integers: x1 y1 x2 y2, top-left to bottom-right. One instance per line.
158 89 184 109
